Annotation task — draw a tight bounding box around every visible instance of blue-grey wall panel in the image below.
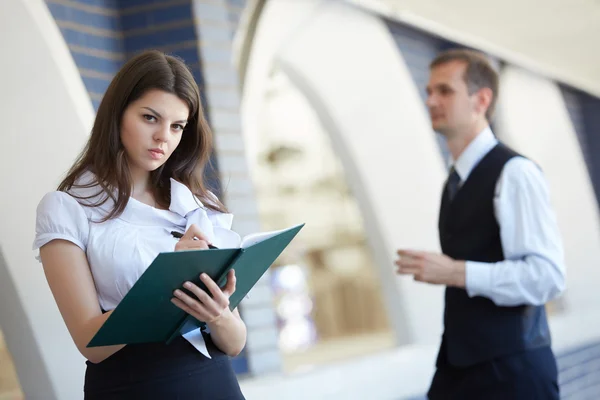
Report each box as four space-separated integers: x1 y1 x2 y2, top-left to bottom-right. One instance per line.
46 0 124 101
562 85 600 206
385 20 451 163
225 0 246 38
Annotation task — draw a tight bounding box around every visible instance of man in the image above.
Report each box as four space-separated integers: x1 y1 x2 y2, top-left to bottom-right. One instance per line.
395 49 566 399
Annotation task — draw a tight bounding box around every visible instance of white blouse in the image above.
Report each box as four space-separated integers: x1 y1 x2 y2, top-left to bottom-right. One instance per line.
33 171 242 358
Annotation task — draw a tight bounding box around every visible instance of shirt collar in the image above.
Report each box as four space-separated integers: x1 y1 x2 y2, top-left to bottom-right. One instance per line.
451 126 498 181
169 178 205 217
72 172 208 222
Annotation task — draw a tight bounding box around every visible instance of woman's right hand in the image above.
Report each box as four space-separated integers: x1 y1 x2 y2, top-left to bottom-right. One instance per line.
174 224 212 251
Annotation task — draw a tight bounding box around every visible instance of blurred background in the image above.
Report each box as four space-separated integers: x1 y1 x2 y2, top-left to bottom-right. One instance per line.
1 0 599 399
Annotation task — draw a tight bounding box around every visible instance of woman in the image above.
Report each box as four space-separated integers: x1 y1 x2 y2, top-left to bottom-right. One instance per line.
33 50 247 399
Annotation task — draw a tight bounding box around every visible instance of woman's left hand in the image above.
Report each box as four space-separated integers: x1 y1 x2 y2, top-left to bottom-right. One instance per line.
171 269 236 324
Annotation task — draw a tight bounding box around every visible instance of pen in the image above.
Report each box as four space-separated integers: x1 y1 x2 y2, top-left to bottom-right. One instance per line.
171 231 218 249
171 231 249 299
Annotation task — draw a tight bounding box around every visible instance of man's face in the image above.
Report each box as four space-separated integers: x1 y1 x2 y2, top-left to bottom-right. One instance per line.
426 60 481 138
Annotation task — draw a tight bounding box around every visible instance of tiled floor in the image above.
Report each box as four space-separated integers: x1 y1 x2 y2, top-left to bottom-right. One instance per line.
400 341 600 400
557 341 600 399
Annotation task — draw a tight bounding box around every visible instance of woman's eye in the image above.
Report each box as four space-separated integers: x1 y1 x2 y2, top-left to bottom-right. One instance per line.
143 114 157 122
172 124 185 131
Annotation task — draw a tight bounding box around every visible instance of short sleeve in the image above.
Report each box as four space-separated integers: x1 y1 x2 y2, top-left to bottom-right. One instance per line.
32 191 90 259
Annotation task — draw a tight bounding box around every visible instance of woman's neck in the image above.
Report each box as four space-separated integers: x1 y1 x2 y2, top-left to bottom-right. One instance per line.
129 167 153 203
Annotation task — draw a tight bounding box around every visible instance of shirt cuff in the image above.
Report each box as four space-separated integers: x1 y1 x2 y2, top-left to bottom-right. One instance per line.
465 261 493 298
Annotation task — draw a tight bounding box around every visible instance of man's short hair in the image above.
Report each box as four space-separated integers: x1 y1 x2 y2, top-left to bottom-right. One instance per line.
430 49 499 121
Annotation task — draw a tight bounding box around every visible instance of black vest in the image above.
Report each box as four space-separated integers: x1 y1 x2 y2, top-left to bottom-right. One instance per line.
438 143 551 367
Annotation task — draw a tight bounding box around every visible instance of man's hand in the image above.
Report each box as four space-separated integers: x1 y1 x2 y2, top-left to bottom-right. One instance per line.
395 249 466 288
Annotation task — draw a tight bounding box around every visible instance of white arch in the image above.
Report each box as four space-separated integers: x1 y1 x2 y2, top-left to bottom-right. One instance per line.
496 66 600 350
234 3 600 399
240 0 447 348
0 0 94 398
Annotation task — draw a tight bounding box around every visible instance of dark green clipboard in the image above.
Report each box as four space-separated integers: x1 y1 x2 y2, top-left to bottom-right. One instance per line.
87 223 304 347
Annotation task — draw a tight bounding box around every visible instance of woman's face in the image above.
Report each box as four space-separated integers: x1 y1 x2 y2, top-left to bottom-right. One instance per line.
120 89 189 178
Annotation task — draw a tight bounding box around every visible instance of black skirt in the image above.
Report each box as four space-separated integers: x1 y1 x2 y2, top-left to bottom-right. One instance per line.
84 332 246 399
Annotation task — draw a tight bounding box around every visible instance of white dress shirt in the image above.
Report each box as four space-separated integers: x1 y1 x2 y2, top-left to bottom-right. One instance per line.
33 171 243 358
450 127 566 307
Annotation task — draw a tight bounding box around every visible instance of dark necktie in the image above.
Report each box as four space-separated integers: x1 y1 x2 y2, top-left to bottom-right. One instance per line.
447 167 461 201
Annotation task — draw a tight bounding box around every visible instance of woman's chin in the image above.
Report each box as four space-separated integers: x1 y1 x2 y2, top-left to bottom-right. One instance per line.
137 160 166 173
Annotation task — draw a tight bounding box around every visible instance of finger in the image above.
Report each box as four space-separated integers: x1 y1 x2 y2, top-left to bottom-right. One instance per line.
171 297 211 322
179 282 213 306
182 224 211 243
176 287 224 321
397 266 421 275
417 251 438 260
397 249 424 259
174 287 214 316
395 260 421 275
179 281 227 324
200 273 231 307
175 239 209 251
222 270 236 298
395 258 422 269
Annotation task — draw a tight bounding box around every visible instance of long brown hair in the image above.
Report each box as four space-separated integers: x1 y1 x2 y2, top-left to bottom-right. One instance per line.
59 50 226 220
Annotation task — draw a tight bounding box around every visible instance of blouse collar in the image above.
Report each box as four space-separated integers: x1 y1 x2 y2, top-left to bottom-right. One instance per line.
70 172 211 226
70 171 240 247
169 178 206 217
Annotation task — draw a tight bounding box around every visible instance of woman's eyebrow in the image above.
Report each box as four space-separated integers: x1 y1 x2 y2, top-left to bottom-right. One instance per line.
142 107 187 124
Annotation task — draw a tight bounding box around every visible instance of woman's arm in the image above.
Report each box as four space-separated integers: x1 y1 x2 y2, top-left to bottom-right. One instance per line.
207 307 247 357
40 240 125 364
